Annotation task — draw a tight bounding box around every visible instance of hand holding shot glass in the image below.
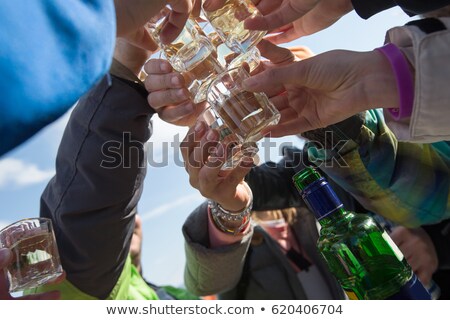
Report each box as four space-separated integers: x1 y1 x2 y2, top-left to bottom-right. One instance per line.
204 66 279 168
147 7 225 103
0 218 63 293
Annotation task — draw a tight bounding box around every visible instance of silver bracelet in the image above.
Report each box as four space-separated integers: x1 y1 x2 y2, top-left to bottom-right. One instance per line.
208 184 253 235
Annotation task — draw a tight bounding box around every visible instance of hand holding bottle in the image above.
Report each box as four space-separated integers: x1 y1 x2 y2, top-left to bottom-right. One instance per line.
391 226 439 286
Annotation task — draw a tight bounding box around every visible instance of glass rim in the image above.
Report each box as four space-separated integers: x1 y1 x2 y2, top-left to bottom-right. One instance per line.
0 217 52 235
206 65 250 98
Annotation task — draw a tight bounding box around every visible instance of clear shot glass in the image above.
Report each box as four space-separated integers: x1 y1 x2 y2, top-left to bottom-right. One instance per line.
207 66 280 144
200 107 260 169
147 8 225 103
203 0 267 53
0 218 63 293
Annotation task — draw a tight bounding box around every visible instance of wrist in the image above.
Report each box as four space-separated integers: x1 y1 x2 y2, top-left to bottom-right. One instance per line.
214 184 252 212
209 184 253 236
360 50 400 110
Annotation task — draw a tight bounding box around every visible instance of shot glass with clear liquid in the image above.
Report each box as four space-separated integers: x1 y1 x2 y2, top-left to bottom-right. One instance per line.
200 107 260 169
197 18 261 71
206 66 280 168
0 218 63 293
147 8 225 103
203 0 267 54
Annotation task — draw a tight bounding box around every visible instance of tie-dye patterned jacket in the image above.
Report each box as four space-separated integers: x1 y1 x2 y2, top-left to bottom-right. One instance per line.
303 109 450 227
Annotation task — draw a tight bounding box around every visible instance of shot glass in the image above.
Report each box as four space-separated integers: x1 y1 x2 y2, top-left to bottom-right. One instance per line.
0 218 63 293
203 0 267 53
197 18 261 72
206 66 280 144
147 9 225 103
200 107 260 169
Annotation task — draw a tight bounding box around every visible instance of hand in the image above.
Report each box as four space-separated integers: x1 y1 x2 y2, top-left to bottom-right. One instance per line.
264 0 353 44
144 59 207 126
203 0 283 15
390 227 439 286
243 49 398 136
180 122 253 212
288 46 314 60
114 0 193 46
0 248 64 300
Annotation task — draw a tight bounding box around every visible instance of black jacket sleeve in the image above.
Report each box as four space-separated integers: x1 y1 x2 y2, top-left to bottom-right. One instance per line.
40 74 155 298
352 0 450 19
245 147 304 211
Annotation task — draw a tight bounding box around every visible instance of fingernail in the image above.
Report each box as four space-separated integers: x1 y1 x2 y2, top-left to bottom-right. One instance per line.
0 248 12 264
171 76 181 87
206 130 218 141
215 143 224 157
194 121 204 133
177 89 186 98
161 63 171 73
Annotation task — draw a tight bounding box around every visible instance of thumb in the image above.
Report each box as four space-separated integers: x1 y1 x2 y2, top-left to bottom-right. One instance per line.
0 249 12 299
0 248 12 268
243 62 304 93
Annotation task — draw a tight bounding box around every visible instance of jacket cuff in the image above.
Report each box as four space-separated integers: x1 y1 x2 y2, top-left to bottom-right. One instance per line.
351 0 396 19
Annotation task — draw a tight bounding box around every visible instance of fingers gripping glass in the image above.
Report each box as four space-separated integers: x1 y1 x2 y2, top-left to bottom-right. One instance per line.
146 7 225 103
203 66 280 169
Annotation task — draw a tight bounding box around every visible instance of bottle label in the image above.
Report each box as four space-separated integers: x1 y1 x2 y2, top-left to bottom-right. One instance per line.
381 231 404 261
387 274 431 300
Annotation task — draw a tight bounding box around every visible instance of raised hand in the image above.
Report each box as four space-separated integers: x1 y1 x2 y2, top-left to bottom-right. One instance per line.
144 59 207 127
243 49 398 137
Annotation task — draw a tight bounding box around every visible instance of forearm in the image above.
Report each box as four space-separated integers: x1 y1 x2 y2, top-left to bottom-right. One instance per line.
183 202 253 296
40 74 153 298
304 109 450 227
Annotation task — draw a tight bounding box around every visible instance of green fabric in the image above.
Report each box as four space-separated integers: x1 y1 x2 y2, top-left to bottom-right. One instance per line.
27 256 159 300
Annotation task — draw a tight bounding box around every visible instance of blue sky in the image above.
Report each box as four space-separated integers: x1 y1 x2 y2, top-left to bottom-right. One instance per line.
0 8 410 287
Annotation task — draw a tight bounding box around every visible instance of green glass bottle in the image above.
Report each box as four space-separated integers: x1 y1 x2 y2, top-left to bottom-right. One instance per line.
293 167 430 300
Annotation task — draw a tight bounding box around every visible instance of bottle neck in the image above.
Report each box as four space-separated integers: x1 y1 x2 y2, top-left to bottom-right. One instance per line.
301 178 345 222
317 207 348 227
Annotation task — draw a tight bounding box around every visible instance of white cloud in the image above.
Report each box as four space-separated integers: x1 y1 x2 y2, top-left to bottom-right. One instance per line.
0 158 54 189
148 115 188 155
140 193 203 222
